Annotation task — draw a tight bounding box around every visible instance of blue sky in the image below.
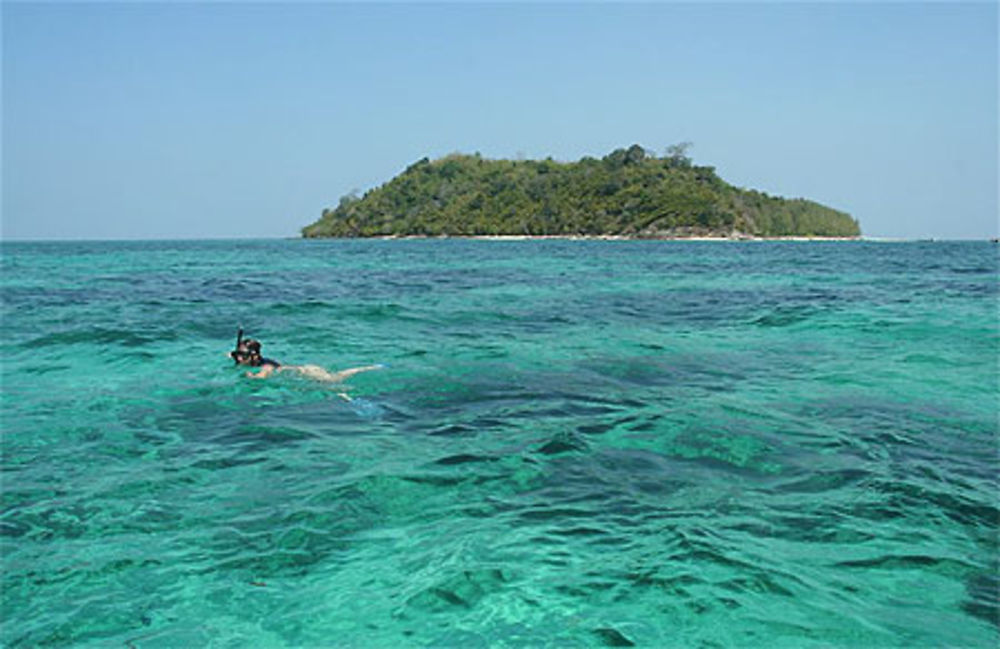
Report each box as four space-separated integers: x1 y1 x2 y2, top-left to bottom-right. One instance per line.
3 2 997 240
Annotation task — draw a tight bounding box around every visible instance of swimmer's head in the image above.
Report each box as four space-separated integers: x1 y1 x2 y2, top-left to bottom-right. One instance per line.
231 338 263 366
230 338 261 365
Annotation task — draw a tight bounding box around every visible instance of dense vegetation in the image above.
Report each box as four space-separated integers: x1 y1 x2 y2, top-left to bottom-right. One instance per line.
301 145 860 238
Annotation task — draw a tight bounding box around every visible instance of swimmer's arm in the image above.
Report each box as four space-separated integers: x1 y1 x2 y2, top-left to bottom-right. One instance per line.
246 365 277 379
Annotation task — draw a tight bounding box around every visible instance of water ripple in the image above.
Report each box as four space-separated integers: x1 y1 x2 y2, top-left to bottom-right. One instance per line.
1 240 996 647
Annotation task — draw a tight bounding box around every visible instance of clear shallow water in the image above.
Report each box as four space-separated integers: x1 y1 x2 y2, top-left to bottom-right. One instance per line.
1 239 997 647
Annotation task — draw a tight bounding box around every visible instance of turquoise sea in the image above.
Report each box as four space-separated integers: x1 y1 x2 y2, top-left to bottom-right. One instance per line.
1 239 997 647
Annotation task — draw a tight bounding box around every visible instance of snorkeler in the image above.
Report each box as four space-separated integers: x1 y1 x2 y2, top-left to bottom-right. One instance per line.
229 330 382 382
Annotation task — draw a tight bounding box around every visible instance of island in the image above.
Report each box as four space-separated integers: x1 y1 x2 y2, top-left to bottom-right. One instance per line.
301 144 860 239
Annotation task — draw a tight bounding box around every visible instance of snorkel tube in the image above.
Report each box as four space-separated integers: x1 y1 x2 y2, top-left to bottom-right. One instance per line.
232 327 244 364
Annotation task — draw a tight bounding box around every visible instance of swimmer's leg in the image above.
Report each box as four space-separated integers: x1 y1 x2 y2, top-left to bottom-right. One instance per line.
328 364 384 382
290 364 383 383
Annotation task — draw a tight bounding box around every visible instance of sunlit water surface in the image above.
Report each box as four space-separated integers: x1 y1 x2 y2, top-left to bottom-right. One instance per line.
2 239 997 647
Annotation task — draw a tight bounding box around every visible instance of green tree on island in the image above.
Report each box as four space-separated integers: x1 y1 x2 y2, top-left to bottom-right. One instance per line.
301 145 860 239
